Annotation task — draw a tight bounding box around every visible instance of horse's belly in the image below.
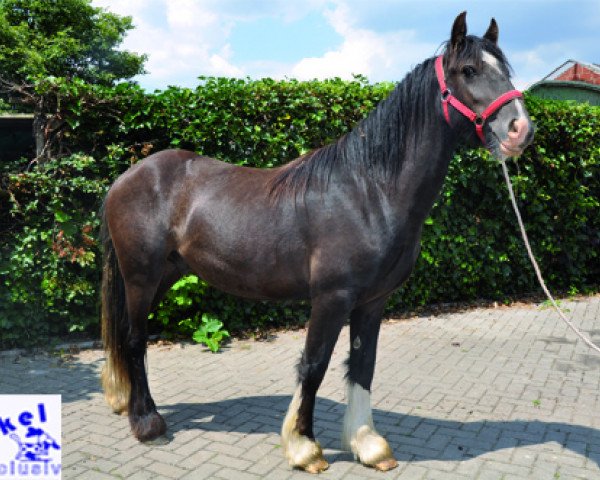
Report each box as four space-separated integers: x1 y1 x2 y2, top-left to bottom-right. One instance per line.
186 256 309 301
178 223 310 301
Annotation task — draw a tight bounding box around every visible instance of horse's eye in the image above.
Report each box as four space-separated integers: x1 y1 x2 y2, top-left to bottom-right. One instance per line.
462 65 477 78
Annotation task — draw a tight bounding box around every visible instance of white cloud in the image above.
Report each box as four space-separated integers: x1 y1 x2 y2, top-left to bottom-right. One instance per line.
93 0 442 87
209 45 245 78
290 1 437 82
94 0 583 90
93 0 243 89
94 0 146 17
166 0 223 31
509 42 583 90
195 0 329 23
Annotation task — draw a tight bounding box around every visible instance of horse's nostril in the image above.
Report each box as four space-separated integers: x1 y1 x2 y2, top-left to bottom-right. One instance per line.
508 117 530 143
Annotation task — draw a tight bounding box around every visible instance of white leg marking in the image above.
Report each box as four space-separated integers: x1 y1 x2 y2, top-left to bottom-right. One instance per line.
342 383 395 467
281 386 327 471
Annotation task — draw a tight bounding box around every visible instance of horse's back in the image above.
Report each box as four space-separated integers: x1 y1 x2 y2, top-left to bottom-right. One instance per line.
169 154 311 300
106 149 251 218
105 149 311 300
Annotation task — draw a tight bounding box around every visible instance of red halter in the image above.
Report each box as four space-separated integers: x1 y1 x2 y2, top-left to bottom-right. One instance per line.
434 55 523 144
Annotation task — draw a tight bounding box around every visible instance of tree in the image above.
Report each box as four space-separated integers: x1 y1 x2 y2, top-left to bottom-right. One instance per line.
0 0 146 160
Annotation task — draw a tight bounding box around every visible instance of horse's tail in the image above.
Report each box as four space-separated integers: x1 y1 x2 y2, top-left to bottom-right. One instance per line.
100 205 131 414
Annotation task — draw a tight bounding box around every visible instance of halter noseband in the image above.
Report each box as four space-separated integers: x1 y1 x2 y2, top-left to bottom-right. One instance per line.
435 55 523 144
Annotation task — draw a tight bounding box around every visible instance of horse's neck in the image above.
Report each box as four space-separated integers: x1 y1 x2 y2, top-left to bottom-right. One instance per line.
367 95 458 230
360 66 457 221
390 133 456 226
328 67 459 230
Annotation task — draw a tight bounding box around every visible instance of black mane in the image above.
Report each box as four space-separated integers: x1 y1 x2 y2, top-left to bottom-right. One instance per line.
268 57 439 199
268 36 512 201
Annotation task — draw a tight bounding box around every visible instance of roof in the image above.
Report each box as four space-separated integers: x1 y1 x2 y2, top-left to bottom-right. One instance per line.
542 59 600 81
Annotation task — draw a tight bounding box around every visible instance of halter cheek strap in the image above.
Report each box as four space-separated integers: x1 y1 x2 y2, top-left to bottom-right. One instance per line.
435 55 523 144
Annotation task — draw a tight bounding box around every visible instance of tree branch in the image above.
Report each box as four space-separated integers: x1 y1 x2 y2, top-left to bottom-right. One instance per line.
0 75 36 104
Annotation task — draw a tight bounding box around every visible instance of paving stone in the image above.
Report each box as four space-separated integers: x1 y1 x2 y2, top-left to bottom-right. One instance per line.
123 470 157 480
213 467 262 480
1 296 599 479
145 460 188 479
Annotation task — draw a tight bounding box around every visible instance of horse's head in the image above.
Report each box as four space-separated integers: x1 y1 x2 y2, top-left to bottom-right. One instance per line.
438 12 534 159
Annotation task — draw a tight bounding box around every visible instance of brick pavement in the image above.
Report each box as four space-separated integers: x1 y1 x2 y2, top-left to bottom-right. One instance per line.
1 295 599 479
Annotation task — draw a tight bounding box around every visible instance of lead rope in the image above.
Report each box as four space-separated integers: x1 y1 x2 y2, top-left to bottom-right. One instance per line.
500 159 600 354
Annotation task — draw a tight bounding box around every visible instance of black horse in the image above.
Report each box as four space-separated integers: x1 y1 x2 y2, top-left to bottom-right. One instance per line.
101 12 533 473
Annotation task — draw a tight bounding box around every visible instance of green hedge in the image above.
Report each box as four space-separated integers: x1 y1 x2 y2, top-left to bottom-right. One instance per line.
1 77 598 347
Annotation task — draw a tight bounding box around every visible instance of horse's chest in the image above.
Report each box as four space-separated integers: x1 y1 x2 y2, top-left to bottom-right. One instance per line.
355 228 423 302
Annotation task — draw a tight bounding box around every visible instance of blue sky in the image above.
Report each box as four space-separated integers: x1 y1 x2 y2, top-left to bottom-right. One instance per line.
93 0 600 91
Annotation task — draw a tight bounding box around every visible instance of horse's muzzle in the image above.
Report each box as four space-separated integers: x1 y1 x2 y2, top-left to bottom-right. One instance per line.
500 117 534 157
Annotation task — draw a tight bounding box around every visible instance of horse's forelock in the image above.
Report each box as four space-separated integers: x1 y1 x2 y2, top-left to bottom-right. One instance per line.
445 35 512 77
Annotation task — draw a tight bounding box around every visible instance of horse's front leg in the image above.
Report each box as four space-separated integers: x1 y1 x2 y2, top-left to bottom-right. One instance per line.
342 299 398 471
281 290 353 473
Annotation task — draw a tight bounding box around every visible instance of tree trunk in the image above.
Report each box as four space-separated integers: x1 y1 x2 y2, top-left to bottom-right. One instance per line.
33 99 49 163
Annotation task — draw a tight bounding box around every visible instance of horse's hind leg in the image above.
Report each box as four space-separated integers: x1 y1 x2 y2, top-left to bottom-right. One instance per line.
112 234 175 441
101 259 182 418
281 290 352 473
123 277 167 441
342 299 398 471
151 256 188 311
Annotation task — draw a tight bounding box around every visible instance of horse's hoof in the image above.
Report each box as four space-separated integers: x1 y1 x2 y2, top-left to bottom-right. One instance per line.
130 411 167 442
304 457 329 474
373 457 399 471
282 429 328 473
345 425 397 471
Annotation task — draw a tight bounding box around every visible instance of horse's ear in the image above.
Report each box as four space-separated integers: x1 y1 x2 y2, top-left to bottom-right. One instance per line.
450 11 467 51
484 18 499 44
